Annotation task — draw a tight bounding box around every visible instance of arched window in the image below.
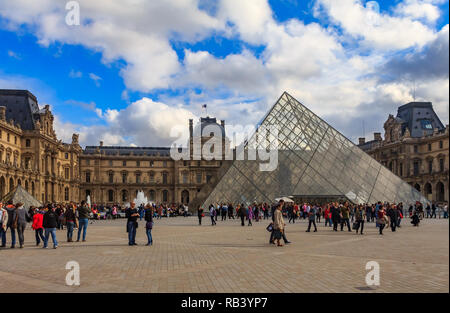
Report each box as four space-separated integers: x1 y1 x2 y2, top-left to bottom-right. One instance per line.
436 182 445 202
162 190 169 202
9 177 14 192
424 183 432 200
148 190 155 201
64 187 69 201
122 190 128 202
108 190 114 202
181 190 189 204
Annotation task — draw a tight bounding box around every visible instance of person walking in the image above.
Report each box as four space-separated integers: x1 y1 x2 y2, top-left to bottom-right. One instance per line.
197 206 204 225
331 204 340 232
32 209 45 245
210 205 217 226
43 205 58 249
64 204 77 242
248 205 253 226
76 200 90 242
340 204 351 232
0 204 8 247
387 204 398 232
15 202 29 249
272 203 285 247
5 201 16 248
239 204 246 227
377 206 387 235
324 205 332 227
221 204 227 221
126 202 139 246
228 203 234 220
144 204 153 246
306 205 317 232
354 205 366 235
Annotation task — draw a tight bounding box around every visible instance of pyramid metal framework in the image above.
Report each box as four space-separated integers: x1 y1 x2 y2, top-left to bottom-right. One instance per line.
202 92 428 206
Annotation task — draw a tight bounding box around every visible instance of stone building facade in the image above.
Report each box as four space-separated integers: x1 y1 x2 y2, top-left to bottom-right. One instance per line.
0 89 225 206
358 102 449 204
0 90 81 204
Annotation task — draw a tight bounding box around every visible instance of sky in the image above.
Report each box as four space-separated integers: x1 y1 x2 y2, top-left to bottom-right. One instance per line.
0 0 448 148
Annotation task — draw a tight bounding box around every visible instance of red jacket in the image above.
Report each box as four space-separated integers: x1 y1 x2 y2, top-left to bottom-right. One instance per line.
32 213 43 230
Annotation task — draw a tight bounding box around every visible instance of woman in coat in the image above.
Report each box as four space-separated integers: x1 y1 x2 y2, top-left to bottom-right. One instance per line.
272 204 285 247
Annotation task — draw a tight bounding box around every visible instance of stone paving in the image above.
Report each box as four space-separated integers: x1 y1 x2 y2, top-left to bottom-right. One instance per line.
0 216 448 293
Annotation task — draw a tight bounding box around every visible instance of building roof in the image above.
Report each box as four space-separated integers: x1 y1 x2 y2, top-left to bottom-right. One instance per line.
396 101 445 138
83 146 172 156
0 89 40 130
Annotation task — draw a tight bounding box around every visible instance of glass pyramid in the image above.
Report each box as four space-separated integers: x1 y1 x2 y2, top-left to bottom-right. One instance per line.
202 92 429 206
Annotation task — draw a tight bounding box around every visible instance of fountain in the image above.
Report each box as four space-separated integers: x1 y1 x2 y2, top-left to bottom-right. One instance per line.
133 190 148 208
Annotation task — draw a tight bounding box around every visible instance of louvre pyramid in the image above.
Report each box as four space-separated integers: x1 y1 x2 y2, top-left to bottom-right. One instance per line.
202 92 429 206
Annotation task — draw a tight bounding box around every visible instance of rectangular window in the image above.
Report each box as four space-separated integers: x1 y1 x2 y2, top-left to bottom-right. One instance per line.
413 162 420 176
428 143 432 151
439 141 443 149
65 167 69 179
65 153 69 159
26 139 31 147
162 173 168 184
136 161 140 167
182 172 188 184
399 163 403 177
109 160 113 166
196 172 202 184
149 173 155 183
206 174 212 183
136 173 141 183
86 159 90 166
85 172 91 183
428 160 433 174
163 161 167 167
150 161 154 167
109 172 114 183
7 133 10 142
123 160 126 166
122 173 127 183
413 145 418 153
440 159 444 172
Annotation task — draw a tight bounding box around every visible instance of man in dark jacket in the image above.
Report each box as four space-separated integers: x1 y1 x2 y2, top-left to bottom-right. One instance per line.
77 200 91 242
239 204 246 227
387 205 399 232
331 204 341 231
43 205 58 249
5 201 17 248
126 202 139 246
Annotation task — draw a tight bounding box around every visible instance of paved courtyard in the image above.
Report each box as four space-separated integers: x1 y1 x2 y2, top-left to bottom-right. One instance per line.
0 216 448 293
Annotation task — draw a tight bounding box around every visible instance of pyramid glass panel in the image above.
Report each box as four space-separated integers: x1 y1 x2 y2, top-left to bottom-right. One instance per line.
201 92 429 207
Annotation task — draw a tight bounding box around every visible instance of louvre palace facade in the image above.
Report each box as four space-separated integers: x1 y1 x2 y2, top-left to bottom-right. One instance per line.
0 89 224 206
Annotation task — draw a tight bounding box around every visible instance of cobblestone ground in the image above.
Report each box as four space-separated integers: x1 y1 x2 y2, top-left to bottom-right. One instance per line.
0 216 448 293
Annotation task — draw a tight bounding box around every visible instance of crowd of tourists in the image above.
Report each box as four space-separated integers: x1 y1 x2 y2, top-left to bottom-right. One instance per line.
196 201 448 246
0 198 447 250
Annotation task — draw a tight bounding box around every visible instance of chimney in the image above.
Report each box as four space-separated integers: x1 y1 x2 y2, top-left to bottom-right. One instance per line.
189 119 193 139
0 106 5 121
99 141 104 147
358 137 365 145
374 132 382 141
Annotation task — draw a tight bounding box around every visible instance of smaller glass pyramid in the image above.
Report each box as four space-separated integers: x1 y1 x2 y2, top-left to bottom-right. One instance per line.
202 92 428 206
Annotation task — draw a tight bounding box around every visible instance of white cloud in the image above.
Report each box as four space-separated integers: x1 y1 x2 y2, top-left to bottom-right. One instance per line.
69 69 82 78
314 0 437 50
7 50 21 59
88 73 102 87
394 0 441 24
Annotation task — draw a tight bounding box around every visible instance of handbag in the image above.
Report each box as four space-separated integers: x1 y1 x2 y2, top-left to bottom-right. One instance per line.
352 222 358 230
266 223 273 232
146 221 153 229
